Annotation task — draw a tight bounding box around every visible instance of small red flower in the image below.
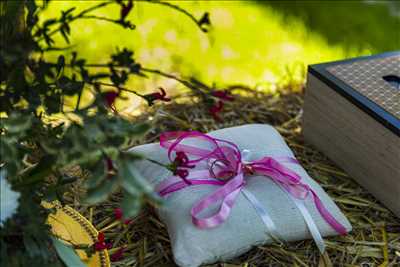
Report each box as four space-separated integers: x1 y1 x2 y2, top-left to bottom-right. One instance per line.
174 151 195 168
208 101 224 121
173 168 191 185
124 219 133 225
175 151 188 164
174 168 188 179
167 151 195 185
106 157 114 171
212 90 234 101
94 232 112 251
110 247 125 262
113 208 133 225
105 91 119 112
98 232 105 242
143 87 171 106
114 208 123 220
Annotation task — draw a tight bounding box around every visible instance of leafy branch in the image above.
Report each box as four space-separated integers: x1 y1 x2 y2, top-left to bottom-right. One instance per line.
34 2 113 45
0 0 214 266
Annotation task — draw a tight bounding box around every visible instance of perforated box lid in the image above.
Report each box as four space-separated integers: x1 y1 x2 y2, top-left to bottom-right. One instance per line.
309 51 400 136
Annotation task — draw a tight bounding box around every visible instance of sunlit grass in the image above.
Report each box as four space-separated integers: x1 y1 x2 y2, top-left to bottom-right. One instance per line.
38 0 395 112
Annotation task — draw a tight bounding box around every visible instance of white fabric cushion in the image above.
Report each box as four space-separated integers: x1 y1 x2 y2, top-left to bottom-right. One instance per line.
128 124 352 267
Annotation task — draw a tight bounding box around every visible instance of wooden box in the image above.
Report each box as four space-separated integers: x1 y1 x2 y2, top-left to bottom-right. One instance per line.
303 52 400 217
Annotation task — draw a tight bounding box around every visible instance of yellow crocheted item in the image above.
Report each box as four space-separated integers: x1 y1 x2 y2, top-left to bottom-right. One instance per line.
43 201 110 267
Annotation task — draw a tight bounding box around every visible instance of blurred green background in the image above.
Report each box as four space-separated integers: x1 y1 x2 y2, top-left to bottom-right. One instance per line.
40 0 400 112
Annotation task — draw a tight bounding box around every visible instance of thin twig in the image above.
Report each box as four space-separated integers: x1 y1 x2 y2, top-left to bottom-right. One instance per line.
143 0 201 30
87 81 144 97
36 2 112 42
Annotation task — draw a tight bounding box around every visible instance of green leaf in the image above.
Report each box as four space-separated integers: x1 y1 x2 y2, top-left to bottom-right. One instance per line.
56 55 65 76
1 241 8 265
198 12 211 32
26 0 38 27
84 160 106 189
84 177 118 205
4 113 32 133
43 18 57 27
60 24 70 44
118 159 152 196
51 237 86 267
128 122 150 136
43 31 55 46
118 158 162 206
111 48 135 67
85 123 105 143
43 185 58 202
123 152 144 161
121 190 141 218
57 76 84 95
17 155 56 187
62 7 76 17
23 236 41 258
44 93 62 114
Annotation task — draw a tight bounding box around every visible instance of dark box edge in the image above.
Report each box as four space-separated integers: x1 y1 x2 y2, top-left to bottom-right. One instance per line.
308 51 400 137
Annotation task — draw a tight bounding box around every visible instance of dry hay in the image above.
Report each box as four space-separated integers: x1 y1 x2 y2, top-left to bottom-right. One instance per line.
64 89 400 267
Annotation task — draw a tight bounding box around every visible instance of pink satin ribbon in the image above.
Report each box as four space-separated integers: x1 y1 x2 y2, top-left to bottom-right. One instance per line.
156 131 347 235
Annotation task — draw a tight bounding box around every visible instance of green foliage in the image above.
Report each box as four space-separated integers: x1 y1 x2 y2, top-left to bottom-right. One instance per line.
51 237 87 267
264 0 400 53
0 186 61 267
0 0 210 266
38 1 397 91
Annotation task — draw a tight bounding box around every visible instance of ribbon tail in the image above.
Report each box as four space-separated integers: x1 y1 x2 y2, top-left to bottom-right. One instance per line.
274 182 326 253
311 191 348 235
290 196 326 254
241 188 284 244
191 173 244 228
191 186 242 228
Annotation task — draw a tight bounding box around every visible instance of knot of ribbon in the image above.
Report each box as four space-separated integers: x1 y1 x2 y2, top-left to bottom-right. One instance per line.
155 131 346 253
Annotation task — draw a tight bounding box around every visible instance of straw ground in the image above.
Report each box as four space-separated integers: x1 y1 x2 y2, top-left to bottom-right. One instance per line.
64 89 400 267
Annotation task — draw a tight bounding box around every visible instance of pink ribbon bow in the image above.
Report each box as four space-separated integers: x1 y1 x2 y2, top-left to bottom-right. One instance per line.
155 131 347 236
